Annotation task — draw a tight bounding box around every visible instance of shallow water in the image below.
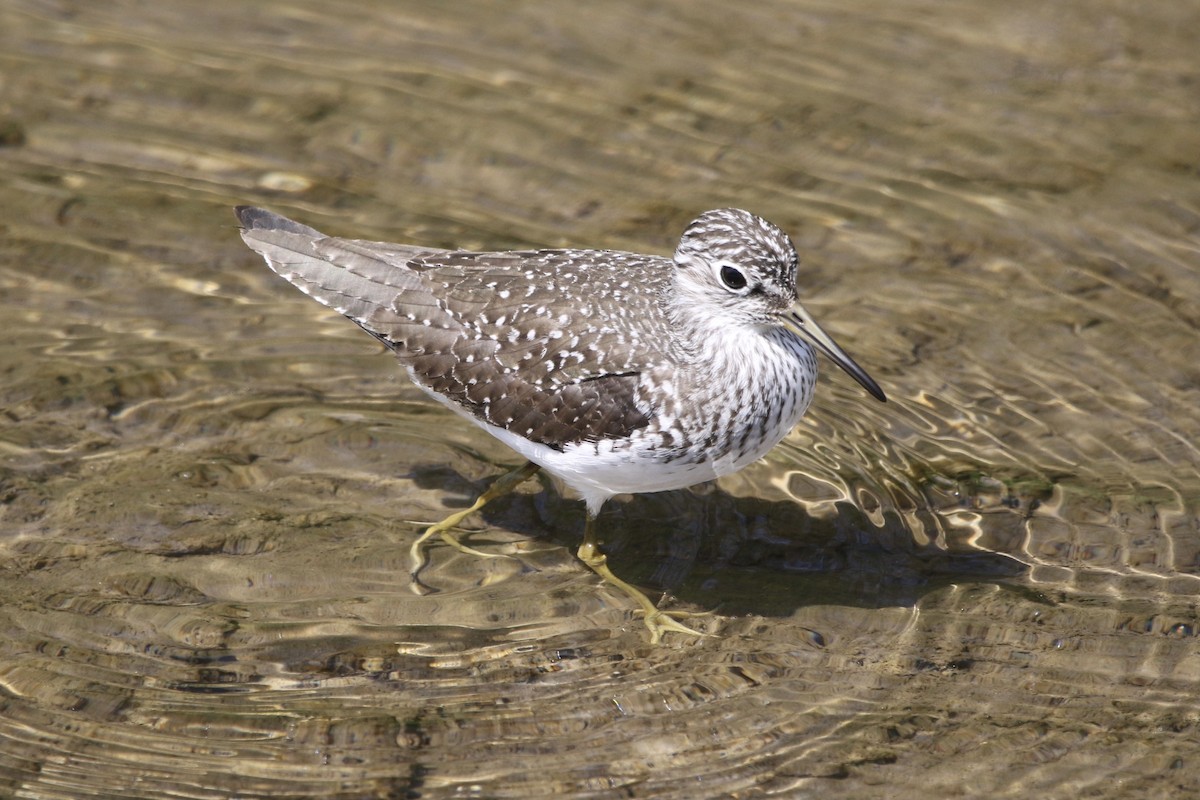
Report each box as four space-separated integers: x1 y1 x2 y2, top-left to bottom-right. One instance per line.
1 0 1199 797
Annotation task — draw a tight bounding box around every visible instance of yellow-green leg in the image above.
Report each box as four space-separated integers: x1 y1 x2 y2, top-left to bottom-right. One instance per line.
409 461 541 582
575 515 708 644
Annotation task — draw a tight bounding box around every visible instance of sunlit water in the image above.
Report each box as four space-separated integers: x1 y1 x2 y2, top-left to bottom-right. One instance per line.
1 1 1198 798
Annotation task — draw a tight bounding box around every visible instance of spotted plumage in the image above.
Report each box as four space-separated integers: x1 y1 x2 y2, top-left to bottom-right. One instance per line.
236 206 885 519
237 205 887 641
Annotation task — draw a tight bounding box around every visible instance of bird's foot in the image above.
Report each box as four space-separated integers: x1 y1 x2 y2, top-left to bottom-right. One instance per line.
641 607 710 645
576 537 711 644
409 462 541 591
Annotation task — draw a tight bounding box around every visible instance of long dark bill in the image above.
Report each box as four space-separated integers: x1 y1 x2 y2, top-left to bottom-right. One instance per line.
783 302 887 402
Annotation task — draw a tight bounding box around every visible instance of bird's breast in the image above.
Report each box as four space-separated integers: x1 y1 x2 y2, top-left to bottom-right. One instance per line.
639 326 818 472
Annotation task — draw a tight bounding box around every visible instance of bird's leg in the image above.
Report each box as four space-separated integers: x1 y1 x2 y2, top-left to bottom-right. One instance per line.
409 461 541 582
575 514 708 644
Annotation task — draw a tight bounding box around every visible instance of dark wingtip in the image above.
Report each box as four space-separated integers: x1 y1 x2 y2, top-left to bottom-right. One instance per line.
233 206 323 236
234 205 276 230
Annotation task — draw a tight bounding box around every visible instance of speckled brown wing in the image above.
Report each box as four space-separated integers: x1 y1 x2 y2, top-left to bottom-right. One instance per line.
383 248 682 448
236 207 674 449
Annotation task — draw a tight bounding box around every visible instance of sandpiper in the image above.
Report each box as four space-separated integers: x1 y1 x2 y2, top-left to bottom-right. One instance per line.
236 206 885 642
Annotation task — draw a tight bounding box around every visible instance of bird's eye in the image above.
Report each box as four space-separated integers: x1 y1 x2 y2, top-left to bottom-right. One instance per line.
719 265 748 291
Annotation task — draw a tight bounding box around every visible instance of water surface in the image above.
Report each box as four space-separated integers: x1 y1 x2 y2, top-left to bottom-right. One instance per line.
1 1 1198 797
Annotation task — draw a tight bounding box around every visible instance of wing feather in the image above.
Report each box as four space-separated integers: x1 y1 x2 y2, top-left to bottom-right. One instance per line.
237 207 676 448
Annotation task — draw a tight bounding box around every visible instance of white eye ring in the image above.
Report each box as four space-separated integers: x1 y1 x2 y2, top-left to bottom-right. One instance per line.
716 263 750 294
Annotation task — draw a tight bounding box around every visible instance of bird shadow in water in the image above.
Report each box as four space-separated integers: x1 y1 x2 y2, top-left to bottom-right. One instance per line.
407 463 1030 619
